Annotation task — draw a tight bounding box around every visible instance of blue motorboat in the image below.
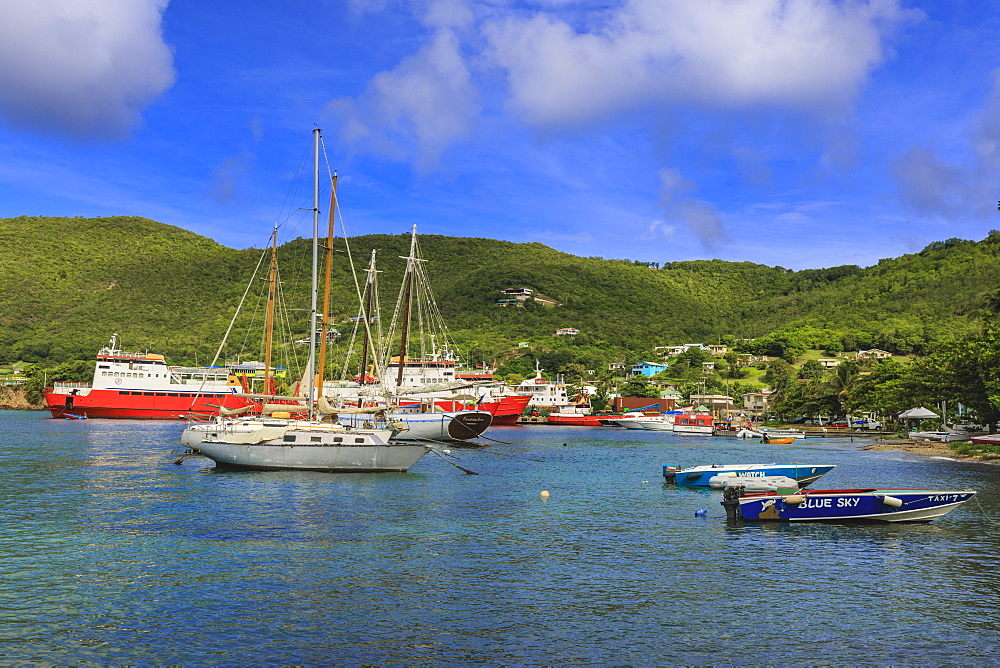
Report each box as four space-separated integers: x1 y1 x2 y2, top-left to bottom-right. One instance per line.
732 488 976 523
663 463 836 487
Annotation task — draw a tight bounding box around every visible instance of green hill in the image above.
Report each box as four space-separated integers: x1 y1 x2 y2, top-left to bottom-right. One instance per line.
1 216 997 373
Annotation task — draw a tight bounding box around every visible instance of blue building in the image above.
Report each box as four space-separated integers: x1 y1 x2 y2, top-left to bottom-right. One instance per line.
631 361 668 377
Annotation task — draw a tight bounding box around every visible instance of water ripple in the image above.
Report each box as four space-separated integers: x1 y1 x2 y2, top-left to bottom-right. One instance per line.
2 413 1000 663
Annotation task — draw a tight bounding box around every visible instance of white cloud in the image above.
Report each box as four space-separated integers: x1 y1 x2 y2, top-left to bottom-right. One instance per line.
324 28 480 169
208 152 256 205
421 0 474 29
658 167 729 249
484 0 912 127
893 69 1000 220
0 0 175 138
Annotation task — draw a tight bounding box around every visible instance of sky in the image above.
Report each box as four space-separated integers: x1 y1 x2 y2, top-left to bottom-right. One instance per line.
1 0 999 270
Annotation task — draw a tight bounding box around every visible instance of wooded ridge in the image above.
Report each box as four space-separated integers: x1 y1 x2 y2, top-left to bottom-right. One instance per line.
2 215 997 373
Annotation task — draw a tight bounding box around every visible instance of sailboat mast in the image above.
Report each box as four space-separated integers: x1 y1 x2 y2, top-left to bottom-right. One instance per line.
263 226 278 393
308 128 320 420
395 225 418 389
359 249 376 386
315 172 337 395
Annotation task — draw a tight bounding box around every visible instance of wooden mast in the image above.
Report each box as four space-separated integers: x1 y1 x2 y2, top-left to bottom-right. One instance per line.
314 172 337 396
395 225 418 389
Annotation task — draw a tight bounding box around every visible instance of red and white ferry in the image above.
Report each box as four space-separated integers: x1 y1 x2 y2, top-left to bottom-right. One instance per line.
43 335 255 420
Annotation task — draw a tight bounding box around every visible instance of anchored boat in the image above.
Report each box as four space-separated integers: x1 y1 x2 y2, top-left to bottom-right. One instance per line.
191 130 431 473
663 463 836 487
730 488 976 523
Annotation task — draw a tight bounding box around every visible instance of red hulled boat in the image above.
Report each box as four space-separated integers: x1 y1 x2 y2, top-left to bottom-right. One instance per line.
43 335 257 420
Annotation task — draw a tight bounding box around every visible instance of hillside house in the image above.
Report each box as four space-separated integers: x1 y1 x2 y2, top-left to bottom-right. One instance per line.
734 354 768 367
689 394 736 417
497 287 559 307
655 343 708 358
742 389 775 417
856 349 892 360
707 345 727 356
818 358 841 368
555 327 579 337
631 361 668 377
497 287 533 307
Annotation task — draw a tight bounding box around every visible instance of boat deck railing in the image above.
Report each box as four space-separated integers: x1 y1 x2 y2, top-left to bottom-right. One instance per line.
53 381 92 390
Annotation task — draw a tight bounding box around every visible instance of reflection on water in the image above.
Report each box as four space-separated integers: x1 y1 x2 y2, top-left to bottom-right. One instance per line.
1 411 999 663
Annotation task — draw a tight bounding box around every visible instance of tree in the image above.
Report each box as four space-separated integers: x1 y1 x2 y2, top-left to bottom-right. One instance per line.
763 359 794 392
619 374 661 398
798 359 824 379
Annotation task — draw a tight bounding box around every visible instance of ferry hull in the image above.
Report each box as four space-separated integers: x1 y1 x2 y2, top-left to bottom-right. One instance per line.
44 388 252 420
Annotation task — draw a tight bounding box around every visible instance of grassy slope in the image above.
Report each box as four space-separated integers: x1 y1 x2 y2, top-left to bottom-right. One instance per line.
2 217 997 366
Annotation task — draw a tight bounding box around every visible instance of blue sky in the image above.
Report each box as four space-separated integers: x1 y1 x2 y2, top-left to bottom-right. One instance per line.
1 0 999 270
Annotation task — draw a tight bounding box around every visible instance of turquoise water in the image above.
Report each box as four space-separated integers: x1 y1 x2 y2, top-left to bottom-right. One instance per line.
2 409 999 664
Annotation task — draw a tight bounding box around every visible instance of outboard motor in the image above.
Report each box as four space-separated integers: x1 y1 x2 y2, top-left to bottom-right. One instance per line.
662 465 680 483
721 485 745 524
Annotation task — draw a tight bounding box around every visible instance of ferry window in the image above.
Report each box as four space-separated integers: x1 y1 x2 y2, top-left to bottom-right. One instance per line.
168 393 178 397
311 436 321 442
143 392 154 396
334 437 343 443
354 438 365 444
155 393 166 396
283 435 296 442
102 372 108 377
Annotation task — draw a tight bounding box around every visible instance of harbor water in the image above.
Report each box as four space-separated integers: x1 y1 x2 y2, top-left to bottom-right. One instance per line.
2 409 999 664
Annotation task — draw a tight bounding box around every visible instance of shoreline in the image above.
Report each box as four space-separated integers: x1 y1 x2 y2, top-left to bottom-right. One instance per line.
859 438 1000 464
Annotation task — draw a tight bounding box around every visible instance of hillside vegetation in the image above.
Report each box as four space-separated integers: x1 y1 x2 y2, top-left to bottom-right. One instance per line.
2 216 997 373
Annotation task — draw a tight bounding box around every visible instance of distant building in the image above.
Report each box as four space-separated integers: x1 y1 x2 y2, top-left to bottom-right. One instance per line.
689 394 736 417
742 389 775 417
608 362 627 373
655 343 708 358
818 358 841 368
555 327 579 337
659 387 683 402
631 361 668 377
735 354 768 367
498 287 559 307
497 287 534 307
857 349 892 360
707 345 727 356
